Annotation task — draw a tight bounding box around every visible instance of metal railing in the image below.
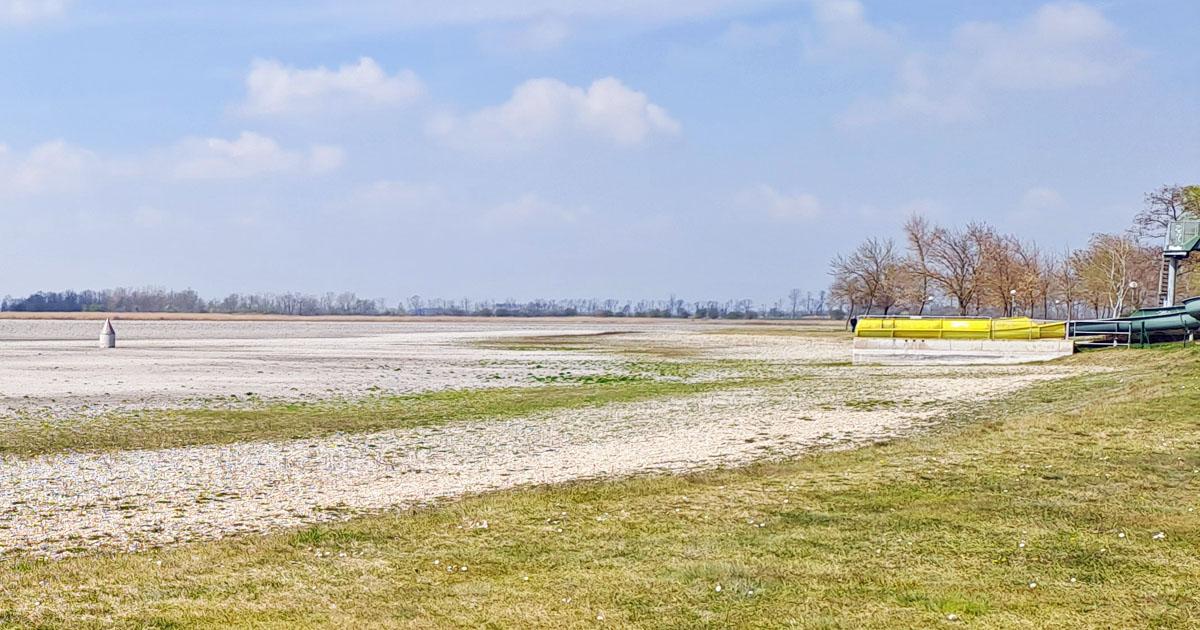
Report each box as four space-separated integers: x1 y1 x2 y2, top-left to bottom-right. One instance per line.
1070 329 1133 349
1068 320 1143 348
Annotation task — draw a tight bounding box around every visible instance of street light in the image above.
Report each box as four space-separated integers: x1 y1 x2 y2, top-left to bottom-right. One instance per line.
1009 289 1017 317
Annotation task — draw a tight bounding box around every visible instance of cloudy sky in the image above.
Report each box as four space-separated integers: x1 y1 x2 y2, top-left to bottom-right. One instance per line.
2 0 1197 303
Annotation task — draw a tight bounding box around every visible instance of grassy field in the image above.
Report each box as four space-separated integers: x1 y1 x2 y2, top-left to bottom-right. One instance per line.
1 347 1197 627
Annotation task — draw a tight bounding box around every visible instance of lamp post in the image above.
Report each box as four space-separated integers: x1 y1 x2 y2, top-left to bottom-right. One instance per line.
1128 281 1141 345
1009 289 1017 317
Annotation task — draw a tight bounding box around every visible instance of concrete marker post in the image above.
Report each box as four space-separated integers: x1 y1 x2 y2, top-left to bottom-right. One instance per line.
99 318 116 348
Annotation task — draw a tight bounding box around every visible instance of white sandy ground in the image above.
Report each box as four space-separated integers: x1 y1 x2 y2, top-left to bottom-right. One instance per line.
0 318 1081 557
0 319 846 419
0 361 1076 557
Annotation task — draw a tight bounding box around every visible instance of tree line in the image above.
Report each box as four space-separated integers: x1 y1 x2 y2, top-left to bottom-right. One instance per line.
829 184 1200 321
1 288 833 320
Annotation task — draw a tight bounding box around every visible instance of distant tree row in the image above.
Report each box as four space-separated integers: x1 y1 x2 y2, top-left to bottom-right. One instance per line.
1 288 832 320
0 288 386 316
829 184 1200 321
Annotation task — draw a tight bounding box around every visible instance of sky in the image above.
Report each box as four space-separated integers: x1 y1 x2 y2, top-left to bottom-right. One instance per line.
1 0 1197 304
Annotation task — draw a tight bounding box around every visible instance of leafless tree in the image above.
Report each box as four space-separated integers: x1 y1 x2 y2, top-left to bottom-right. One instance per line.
829 274 866 328
902 214 936 314
787 288 802 318
923 223 987 315
1051 248 1080 319
1132 184 1200 241
1073 233 1158 318
830 237 903 316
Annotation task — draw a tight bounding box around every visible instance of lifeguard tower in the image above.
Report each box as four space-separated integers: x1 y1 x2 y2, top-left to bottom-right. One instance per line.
1160 220 1200 306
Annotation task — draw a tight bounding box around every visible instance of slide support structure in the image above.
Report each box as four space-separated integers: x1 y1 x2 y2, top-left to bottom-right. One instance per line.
1166 257 1179 307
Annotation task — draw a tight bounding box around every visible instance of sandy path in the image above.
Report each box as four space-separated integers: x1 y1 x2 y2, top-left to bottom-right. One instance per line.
0 367 1072 557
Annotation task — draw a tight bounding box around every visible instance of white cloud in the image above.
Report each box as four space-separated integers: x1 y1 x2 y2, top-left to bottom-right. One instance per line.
955 2 1127 90
480 17 571 52
431 77 680 153
0 0 65 25
0 133 340 197
803 0 896 57
839 2 1137 126
482 193 588 226
240 57 424 117
739 184 822 221
170 132 343 180
0 140 97 195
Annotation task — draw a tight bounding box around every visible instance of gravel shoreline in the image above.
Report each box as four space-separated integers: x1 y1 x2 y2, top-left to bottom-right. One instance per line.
0 319 846 420
0 366 1072 558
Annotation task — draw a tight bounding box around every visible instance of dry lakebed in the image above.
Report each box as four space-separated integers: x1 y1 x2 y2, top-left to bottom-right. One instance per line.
0 317 1080 557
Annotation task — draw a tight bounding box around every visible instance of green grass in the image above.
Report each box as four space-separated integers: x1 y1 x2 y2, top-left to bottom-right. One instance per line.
1 349 1199 626
0 374 797 457
474 332 635 352
476 332 701 358
528 371 646 385
709 325 852 339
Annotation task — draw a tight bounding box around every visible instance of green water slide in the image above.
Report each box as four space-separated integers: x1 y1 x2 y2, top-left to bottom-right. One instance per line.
1069 296 1200 343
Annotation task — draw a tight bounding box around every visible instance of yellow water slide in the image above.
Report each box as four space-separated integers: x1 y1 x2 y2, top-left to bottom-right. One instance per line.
854 316 1067 340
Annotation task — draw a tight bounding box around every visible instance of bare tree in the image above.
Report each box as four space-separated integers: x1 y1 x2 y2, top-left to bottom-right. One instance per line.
1051 248 1080 319
829 274 866 328
1073 233 1158 318
1132 184 1200 241
787 288 802 319
902 214 936 314
830 237 903 316
802 290 826 316
974 228 1043 316
1032 250 1057 318
923 223 987 315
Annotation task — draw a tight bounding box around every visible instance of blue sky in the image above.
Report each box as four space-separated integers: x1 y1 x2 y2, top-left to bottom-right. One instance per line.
2 0 1197 304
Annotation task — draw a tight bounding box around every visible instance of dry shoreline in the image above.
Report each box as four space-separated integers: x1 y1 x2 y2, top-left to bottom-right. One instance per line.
0 368 1072 557
0 320 847 418
0 318 1079 558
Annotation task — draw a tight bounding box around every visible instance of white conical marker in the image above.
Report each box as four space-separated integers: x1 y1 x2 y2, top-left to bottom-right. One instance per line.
99 318 116 348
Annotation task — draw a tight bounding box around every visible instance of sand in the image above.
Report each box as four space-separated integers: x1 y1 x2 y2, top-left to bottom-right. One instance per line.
0 318 845 418
0 318 1077 557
